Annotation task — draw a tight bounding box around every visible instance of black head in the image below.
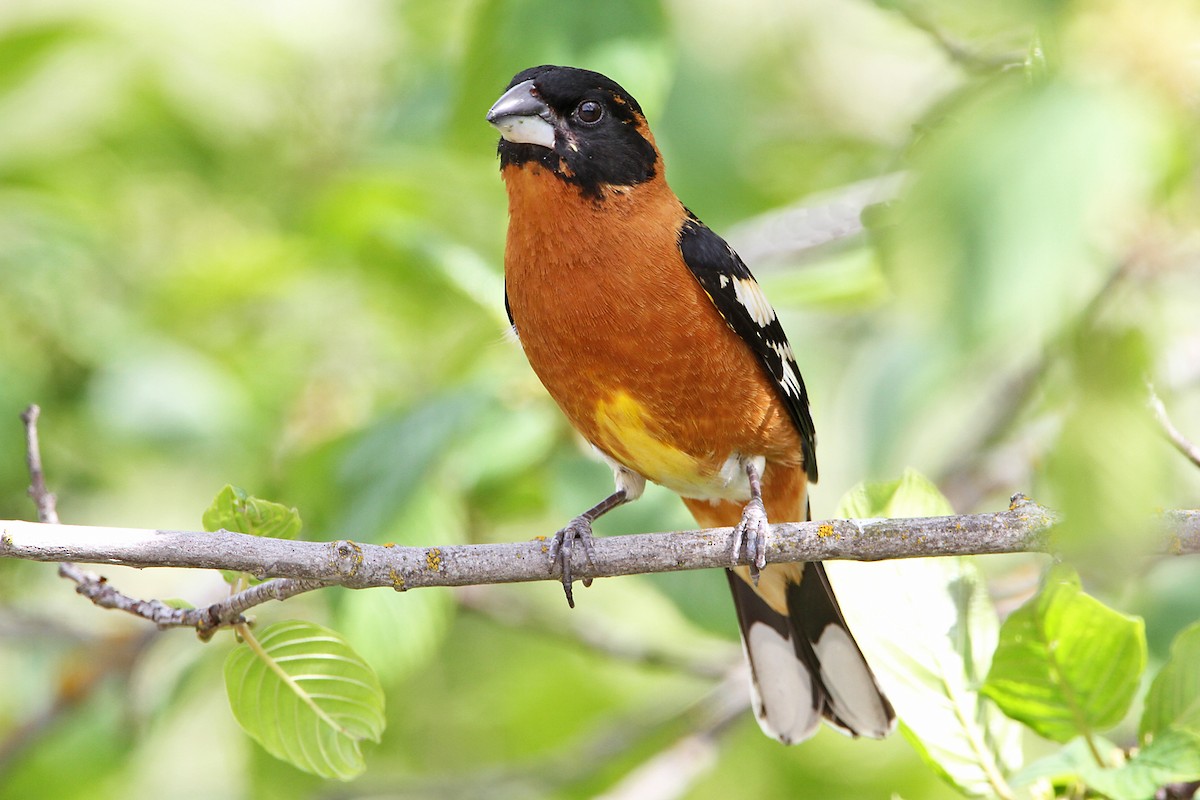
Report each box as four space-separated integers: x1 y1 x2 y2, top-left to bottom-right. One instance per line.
487 65 659 198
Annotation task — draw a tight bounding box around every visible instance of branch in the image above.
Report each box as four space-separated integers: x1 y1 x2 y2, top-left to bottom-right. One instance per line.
55 560 326 640
10 406 1200 640
4 499 1198 592
875 0 1026 74
20 405 58 525
17 404 328 640
1149 383 1200 470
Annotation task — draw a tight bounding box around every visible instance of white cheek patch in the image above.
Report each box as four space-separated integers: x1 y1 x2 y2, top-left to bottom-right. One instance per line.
732 277 777 327
492 115 556 150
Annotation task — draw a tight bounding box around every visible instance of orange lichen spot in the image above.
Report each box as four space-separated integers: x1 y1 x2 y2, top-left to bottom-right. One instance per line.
817 523 836 539
426 548 442 572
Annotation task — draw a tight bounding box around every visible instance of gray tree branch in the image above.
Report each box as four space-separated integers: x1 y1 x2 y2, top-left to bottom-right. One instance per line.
9 406 1200 639
4 501 1199 589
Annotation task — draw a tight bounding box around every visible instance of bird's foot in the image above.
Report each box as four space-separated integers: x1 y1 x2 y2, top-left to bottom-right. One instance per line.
731 496 769 583
547 514 598 608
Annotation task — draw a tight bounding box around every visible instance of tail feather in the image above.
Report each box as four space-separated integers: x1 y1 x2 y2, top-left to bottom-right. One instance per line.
789 562 895 737
726 570 821 744
727 563 895 744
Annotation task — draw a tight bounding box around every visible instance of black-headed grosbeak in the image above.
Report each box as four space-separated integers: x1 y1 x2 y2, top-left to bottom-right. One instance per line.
487 65 894 744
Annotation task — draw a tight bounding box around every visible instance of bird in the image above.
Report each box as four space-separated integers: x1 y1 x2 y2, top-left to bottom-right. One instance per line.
486 64 895 745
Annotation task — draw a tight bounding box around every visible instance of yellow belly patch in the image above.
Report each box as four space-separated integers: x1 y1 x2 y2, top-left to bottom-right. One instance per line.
592 391 706 492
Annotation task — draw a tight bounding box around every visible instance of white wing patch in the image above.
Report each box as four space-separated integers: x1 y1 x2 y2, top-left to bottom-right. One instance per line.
768 340 803 399
732 277 777 328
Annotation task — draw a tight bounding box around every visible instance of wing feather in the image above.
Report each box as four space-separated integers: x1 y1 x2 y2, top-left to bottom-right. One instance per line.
678 214 817 481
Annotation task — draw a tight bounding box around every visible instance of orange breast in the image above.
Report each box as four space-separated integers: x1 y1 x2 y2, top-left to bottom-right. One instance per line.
502 165 803 500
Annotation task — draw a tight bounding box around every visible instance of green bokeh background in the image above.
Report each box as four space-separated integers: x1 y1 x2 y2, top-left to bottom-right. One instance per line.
2 0 1199 797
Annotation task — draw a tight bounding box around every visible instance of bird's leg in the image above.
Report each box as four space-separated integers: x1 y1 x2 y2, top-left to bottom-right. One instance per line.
730 461 769 583
547 489 629 608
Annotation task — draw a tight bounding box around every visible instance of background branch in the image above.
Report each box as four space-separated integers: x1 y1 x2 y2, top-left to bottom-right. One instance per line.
19 405 59 525
1150 383 1200 470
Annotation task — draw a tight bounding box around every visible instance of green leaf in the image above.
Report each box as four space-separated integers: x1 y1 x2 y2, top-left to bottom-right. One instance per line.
203 485 303 584
334 393 483 539
225 620 386 781
836 467 955 520
1141 622 1200 741
982 565 1146 743
1081 729 1200 800
1009 736 1119 789
202 485 303 540
829 472 1022 798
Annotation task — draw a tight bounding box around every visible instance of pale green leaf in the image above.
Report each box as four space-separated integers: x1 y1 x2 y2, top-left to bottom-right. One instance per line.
1082 729 1200 800
1141 622 1200 742
203 485 304 585
835 467 955 520
829 472 1021 798
225 620 386 780
202 484 303 540
1008 736 1119 789
983 565 1146 742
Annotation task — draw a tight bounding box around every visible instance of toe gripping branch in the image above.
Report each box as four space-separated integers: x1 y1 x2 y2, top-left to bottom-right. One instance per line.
547 489 629 608
730 461 769 584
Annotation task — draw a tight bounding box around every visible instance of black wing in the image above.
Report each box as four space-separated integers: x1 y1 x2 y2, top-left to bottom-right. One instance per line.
504 283 517 336
678 214 817 482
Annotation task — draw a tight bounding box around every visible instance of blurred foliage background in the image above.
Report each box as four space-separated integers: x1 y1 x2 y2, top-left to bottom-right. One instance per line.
2 0 1199 797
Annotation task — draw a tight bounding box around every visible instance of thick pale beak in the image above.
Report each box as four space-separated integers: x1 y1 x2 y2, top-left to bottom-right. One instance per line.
486 79 556 150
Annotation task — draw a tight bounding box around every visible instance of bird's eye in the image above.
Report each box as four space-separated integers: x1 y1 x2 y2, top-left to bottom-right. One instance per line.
575 100 604 124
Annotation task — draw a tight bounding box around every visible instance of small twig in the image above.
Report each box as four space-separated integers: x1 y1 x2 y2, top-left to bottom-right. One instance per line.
200 578 328 637
55 560 327 640
20 405 58 525
19 404 328 639
878 1 1025 74
1149 383 1200 470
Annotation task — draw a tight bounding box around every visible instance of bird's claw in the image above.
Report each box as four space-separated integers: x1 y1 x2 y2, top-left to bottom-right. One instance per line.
548 515 597 608
731 496 769 584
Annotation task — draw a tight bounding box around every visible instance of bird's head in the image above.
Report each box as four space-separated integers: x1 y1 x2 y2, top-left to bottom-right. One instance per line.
487 65 660 199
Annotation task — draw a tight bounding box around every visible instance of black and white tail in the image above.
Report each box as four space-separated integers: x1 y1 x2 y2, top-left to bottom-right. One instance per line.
726 562 895 744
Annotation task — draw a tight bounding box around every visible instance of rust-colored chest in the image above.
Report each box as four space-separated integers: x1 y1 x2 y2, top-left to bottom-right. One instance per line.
501 166 801 493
